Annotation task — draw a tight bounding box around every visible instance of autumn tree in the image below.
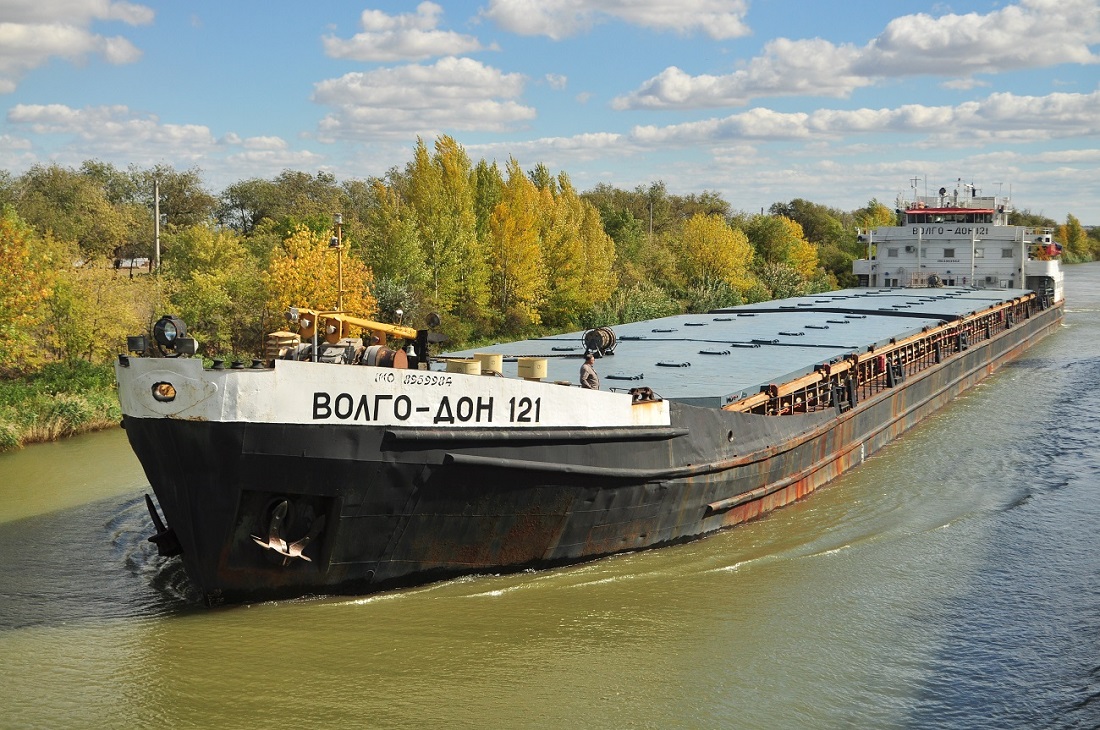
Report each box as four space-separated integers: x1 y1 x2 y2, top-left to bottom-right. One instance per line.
770 199 848 246
265 226 377 322
1058 214 1089 261
575 189 618 308
535 172 617 328
46 267 162 364
853 199 897 230
740 214 810 268
0 206 53 373
488 158 545 332
676 213 754 290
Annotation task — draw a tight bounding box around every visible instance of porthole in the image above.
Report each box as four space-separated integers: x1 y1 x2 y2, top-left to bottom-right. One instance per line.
152 382 177 402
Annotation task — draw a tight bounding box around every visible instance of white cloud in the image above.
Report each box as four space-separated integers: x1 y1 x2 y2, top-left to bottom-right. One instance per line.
614 0 1100 109
942 78 990 91
482 0 750 40
472 131 626 158
0 132 35 171
240 136 289 151
2 102 332 191
0 1 152 93
623 89 1100 146
313 57 535 139
545 73 568 90
323 2 486 62
857 0 1100 77
6 103 217 163
493 89 1100 164
1 0 153 25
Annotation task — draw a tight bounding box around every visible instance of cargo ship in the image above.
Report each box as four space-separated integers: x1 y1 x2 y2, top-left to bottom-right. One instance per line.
116 181 1064 605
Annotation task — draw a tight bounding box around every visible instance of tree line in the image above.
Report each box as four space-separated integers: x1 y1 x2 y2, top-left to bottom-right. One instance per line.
2 135 1097 377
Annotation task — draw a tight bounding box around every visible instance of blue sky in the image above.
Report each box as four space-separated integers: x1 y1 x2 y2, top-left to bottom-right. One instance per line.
2 0 1098 223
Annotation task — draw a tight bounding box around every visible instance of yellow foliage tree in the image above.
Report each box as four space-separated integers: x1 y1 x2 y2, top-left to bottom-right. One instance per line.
854 199 896 230
677 213 755 291
1058 214 1088 259
537 177 585 326
47 267 163 363
488 158 545 331
0 206 53 372
266 226 377 318
578 200 617 304
789 239 820 279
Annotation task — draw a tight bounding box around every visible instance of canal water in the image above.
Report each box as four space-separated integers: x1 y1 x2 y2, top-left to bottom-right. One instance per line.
2 265 1098 730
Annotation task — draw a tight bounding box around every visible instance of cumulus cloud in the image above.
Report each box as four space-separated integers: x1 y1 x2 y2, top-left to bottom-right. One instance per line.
3 102 328 189
323 2 487 62
614 0 1100 109
545 73 568 90
622 89 1100 146
313 57 535 140
471 131 628 160
482 0 750 40
0 0 153 93
857 0 1100 77
7 104 217 160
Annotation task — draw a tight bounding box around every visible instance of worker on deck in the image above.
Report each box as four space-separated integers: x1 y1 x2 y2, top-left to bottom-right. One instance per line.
580 353 600 390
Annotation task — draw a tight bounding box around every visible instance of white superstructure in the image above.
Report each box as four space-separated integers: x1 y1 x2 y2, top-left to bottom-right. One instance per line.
852 180 1064 304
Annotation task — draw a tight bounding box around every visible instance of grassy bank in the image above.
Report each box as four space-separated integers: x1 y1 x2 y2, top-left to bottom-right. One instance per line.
0 361 121 452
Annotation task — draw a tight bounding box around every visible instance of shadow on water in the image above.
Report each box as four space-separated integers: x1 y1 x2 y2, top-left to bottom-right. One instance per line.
0 492 202 630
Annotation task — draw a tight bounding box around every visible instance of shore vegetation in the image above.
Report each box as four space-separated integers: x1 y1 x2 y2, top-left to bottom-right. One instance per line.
2 138 1097 451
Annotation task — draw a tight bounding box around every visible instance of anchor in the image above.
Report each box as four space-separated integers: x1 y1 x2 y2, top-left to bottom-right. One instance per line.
250 500 325 565
145 494 182 557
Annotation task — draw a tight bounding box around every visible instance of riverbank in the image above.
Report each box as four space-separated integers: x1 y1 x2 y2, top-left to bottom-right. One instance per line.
0 361 120 452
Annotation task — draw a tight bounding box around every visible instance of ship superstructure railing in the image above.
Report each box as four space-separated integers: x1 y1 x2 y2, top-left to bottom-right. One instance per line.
726 294 1037 416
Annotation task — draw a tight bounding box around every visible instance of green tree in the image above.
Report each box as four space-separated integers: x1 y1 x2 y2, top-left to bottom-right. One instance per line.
218 177 280 234
129 164 217 229
15 164 129 261
162 225 266 356
471 159 504 245
769 199 847 247
853 199 896 230
355 178 429 324
405 137 482 316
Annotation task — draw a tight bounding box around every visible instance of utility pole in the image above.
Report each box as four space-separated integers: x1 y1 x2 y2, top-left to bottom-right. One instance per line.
154 178 160 272
332 213 344 311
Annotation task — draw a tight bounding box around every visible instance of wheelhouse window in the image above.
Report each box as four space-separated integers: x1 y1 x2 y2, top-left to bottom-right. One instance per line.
943 248 955 258
1002 248 1013 258
887 248 899 257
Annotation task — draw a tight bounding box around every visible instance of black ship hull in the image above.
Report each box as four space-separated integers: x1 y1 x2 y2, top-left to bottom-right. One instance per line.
122 302 1063 605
